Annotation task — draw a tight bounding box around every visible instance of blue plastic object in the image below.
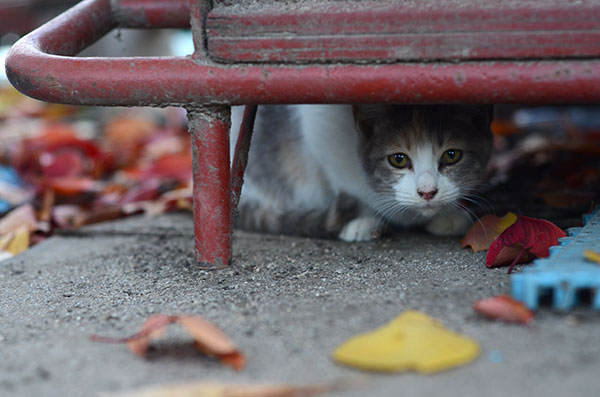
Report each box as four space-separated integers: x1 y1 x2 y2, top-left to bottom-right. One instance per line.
511 209 600 311
0 165 27 213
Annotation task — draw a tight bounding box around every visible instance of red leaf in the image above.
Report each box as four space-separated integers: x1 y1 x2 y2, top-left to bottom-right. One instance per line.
40 150 85 178
116 179 162 205
14 125 111 183
486 215 565 271
142 153 192 183
45 177 98 196
474 295 534 325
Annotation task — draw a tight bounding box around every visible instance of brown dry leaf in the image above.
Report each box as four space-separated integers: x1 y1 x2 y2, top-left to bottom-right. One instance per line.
72 206 126 228
461 212 518 252
126 315 173 356
99 380 351 397
104 118 157 148
177 316 246 371
91 314 245 370
473 295 534 325
103 117 158 168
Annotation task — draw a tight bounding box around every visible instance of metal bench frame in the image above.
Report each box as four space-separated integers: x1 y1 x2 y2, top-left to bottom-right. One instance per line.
6 0 600 267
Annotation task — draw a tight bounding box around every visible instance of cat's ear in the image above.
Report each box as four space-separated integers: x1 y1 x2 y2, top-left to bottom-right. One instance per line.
352 105 387 138
453 105 494 127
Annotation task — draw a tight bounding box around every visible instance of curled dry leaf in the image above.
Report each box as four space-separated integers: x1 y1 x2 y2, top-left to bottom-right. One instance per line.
91 314 245 371
461 212 518 252
177 316 245 371
486 215 566 273
99 380 353 397
473 295 534 325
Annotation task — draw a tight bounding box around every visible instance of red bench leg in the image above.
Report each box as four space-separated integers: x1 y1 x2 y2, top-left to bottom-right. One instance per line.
187 105 232 268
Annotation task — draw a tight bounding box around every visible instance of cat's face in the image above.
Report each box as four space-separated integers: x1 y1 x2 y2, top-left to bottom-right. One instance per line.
354 105 493 223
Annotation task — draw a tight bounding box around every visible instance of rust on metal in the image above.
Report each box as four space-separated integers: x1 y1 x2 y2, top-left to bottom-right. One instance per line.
6 0 600 106
187 105 232 268
113 0 190 28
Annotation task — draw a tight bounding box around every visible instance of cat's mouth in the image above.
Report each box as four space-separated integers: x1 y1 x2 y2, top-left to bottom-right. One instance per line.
415 202 443 217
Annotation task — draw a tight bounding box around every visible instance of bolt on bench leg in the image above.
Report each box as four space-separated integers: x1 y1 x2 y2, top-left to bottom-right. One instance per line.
187 105 232 269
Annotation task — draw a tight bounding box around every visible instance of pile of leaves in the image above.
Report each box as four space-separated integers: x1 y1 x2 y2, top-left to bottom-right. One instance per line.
0 87 193 260
486 108 600 229
461 212 566 273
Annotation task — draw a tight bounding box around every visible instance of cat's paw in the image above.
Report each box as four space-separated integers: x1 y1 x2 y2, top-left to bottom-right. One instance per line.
425 212 471 236
339 217 381 242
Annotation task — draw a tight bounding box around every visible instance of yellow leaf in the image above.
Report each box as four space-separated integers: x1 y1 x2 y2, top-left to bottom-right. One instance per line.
333 311 479 373
584 250 600 264
497 212 518 234
4 226 30 255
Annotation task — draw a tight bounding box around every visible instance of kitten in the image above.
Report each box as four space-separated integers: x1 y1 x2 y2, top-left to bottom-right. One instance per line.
231 104 493 241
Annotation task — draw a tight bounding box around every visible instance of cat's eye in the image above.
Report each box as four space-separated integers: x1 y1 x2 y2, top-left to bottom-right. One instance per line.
440 149 463 166
388 153 410 169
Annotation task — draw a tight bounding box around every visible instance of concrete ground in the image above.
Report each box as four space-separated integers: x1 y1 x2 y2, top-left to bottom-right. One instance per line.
1 212 599 397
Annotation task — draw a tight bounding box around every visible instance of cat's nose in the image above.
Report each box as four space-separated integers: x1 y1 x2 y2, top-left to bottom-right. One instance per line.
418 189 438 201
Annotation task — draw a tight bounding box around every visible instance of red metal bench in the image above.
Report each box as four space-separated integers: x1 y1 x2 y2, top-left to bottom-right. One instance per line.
6 0 600 268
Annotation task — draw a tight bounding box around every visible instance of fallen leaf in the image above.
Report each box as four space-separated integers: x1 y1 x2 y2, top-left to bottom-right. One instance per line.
491 120 521 136
584 250 600 264
125 315 172 357
14 124 110 182
91 314 245 371
72 206 126 228
486 215 566 273
103 117 158 168
473 295 534 325
99 380 351 397
51 205 82 229
461 212 518 252
104 117 157 148
333 311 479 373
142 153 192 183
177 315 246 371
116 179 162 206
0 204 38 234
45 177 100 196
3 225 30 255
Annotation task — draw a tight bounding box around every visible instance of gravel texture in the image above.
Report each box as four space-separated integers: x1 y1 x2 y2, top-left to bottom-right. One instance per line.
1 212 599 396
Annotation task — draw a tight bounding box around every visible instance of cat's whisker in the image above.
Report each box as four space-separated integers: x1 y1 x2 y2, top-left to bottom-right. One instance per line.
454 202 478 223
461 193 495 215
450 201 490 241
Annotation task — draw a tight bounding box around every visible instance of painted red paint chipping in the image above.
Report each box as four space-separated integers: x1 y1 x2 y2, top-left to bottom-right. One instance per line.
189 106 232 268
207 1 600 63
